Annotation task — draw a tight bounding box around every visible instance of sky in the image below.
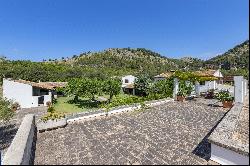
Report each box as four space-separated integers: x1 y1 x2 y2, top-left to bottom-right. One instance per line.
0 0 249 61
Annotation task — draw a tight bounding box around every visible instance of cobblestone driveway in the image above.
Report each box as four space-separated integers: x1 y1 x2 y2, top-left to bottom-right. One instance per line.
34 99 227 165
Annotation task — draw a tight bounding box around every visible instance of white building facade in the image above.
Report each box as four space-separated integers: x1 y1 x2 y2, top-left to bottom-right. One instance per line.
196 69 224 94
3 79 53 108
121 75 137 88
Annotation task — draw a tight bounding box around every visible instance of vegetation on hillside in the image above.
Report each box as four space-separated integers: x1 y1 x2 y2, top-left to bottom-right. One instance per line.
206 40 249 79
0 40 249 85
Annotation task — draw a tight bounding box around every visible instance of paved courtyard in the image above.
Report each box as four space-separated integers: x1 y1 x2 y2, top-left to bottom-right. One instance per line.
34 99 228 165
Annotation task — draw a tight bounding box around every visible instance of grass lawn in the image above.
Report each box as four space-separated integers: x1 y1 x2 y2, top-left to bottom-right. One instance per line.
54 96 98 114
54 93 133 114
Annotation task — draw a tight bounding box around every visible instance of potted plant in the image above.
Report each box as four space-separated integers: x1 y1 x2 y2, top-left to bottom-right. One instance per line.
205 89 215 99
216 90 234 108
176 81 191 102
176 91 186 102
11 102 20 112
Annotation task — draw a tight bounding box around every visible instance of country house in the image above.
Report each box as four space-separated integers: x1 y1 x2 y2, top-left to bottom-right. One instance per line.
2 78 67 108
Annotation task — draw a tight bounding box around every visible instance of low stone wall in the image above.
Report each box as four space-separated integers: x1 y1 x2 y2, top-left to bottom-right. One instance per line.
2 114 35 165
67 98 174 124
208 103 249 165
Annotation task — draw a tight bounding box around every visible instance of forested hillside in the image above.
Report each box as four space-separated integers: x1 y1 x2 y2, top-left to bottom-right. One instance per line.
206 40 249 69
206 40 249 78
0 40 249 84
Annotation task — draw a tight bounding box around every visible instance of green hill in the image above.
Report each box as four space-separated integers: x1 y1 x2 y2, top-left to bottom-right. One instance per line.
206 40 249 69
205 40 249 78
0 40 249 84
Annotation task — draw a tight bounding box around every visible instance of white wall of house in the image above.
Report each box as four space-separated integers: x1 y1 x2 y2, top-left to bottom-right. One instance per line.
210 143 249 165
213 69 223 78
121 75 137 87
198 80 217 93
43 92 52 106
3 79 33 108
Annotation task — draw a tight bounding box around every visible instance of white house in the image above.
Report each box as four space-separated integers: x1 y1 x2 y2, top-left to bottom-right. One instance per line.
2 78 67 108
193 69 224 94
121 75 137 88
121 75 137 95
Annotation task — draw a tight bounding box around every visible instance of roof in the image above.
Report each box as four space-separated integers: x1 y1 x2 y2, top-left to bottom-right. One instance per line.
38 82 68 88
154 72 174 78
9 79 67 90
223 76 234 82
192 69 218 77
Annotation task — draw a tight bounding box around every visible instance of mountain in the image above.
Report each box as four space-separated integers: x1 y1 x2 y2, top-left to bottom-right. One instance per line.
50 48 189 77
0 40 249 84
206 40 249 69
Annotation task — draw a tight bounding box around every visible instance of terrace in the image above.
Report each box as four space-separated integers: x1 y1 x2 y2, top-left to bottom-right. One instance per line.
34 98 228 165
1 75 248 165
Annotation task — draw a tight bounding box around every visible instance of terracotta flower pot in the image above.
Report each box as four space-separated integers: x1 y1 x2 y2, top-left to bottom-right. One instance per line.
177 96 185 102
222 100 233 108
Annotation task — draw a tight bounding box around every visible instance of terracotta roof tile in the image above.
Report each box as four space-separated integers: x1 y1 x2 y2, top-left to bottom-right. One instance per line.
154 72 174 78
12 79 67 90
192 70 217 77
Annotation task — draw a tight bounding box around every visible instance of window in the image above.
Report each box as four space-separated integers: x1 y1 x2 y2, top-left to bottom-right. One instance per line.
125 79 129 83
200 81 205 85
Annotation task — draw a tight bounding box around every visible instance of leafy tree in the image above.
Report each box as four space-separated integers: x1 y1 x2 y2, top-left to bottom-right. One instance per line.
65 78 102 101
85 78 102 101
154 77 174 97
65 78 82 101
103 78 121 103
134 74 152 96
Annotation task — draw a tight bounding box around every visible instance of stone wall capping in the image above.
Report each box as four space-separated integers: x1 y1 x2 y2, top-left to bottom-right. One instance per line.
208 103 249 156
2 114 35 165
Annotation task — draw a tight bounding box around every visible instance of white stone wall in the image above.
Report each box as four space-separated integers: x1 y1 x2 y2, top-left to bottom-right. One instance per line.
121 75 137 87
43 92 52 106
198 80 217 93
31 96 39 107
210 143 249 165
234 76 244 103
3 79 33 108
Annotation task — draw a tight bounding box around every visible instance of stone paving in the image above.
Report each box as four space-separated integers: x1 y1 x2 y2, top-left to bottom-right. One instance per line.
232 95 249 146
34 99 228 165
0 106 47 153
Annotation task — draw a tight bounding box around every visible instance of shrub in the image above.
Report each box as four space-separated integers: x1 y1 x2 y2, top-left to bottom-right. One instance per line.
216 90 234 101
41 112 65 122
177 80 194 97
100 95 146 109
47 106 56 113
134 75 152 96
0 98 14 122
